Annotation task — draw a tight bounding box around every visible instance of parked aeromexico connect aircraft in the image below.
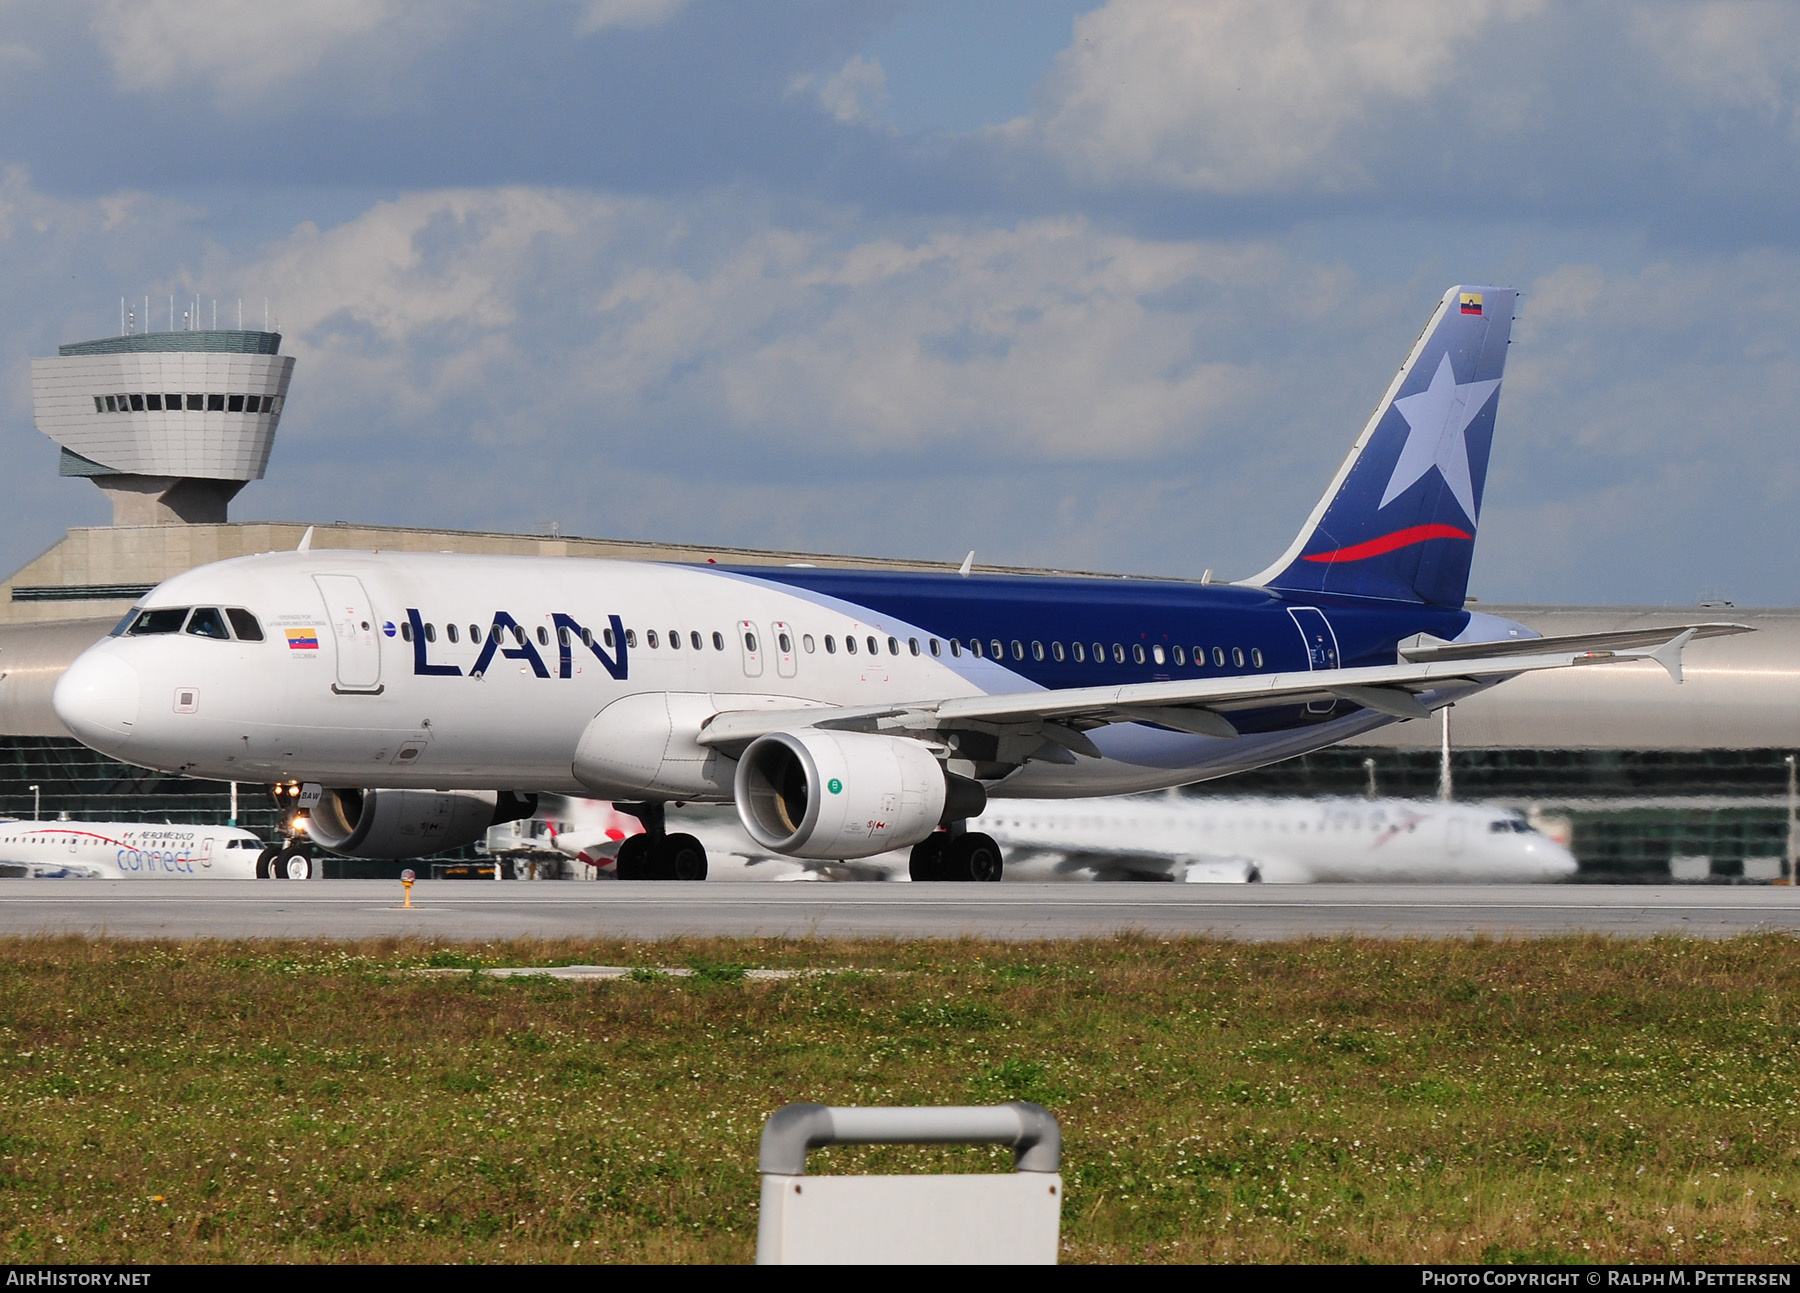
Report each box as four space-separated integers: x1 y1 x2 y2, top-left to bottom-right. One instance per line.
0 819 265 879
523 795 1578 885
52 286 1741 881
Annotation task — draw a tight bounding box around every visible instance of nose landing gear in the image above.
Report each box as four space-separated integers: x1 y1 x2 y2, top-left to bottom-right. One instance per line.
257 842 315 880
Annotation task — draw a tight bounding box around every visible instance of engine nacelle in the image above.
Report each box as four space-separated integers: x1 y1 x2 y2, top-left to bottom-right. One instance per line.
304 788 535 859
734 730 951 860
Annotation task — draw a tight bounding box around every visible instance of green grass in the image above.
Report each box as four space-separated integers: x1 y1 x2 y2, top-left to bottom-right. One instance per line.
0 935 1795 1263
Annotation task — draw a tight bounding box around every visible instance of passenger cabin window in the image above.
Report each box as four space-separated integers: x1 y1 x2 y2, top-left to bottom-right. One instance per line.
990 639 1003 659
692 631 703 651
401 622 413 643
1152 645 1166 665
1072 642 1085 662
625 629 638 648
1132 644 1145 665
536 626 550 646
1251 648 1264 668
423 622 436 643
868 636 880 655
473 625 486 644
1012 641 1024 661
713 631 726 650
845 635 857 654
668 630 681 650
804 634 816 653
128 608 189 636
928 638 940 656
449 623 462 644
887 636 899 655
1050 642 1063 662
949 639 961 658
1213 647 1226 667
778 632 792 653
744 631 758 653
1112 644 1125 664
824 635 836 653
1172 646 1185 665
185 608 230 640
909 637 920 656
970 639 983 658
646 630 659 648
1232 647 1246 668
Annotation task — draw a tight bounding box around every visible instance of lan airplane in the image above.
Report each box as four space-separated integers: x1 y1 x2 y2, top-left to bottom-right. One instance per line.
52 286 1740 881
0 819 266 879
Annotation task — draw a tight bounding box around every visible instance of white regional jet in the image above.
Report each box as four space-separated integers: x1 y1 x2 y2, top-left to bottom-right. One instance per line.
522 796 1577 884
50 286 1742 881
0 818 266 879
974 796 1577 883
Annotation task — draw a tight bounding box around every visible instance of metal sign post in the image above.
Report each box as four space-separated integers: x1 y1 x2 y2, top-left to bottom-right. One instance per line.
755 1103 1062 1265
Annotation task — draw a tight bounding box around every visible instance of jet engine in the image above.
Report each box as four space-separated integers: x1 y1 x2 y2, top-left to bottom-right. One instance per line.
302 788 536 859
734 730 980 860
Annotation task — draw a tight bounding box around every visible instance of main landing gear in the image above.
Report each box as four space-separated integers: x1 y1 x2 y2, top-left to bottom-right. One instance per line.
257 842 316 880
613 802 708 882
908 828 1003 882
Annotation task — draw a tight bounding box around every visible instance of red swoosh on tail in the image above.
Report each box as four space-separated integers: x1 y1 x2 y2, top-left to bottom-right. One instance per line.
1302 523 1473 563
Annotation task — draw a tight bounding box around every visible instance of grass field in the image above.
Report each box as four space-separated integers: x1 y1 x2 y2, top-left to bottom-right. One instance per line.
0 934 1795 1263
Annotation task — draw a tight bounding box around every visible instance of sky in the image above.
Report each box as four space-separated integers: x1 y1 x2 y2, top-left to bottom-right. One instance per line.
1 0 1798 606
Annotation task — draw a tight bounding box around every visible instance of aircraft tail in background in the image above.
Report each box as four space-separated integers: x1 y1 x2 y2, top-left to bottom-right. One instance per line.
1244 285 1516 608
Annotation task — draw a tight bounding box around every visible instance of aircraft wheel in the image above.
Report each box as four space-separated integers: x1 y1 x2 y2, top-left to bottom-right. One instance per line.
278 847 314 880
662 833 708 882
255 847 280 879
615 834 652 881
908 833 947 881
948 831 1003 883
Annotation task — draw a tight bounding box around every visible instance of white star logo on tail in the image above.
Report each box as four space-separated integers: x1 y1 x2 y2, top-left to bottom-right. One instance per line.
1379 353 1501 523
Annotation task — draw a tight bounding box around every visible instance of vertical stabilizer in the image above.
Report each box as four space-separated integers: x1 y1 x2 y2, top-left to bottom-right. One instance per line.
1243 285 1515 607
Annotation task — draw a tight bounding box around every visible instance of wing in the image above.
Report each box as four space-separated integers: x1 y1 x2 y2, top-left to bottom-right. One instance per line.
696 625 1746 774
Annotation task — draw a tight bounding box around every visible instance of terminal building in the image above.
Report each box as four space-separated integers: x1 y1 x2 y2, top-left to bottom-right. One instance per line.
0 322 1793 878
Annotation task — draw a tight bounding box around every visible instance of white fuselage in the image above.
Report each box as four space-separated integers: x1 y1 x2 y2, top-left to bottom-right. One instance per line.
517 796 1578 883
51 550 1495 803
974 796 1578 883
0 819 265 879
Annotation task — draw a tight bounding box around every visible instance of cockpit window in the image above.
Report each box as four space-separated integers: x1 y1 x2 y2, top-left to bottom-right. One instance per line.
184 608 231 640
110 607 142 637
225 608 264 642
127 607 188 636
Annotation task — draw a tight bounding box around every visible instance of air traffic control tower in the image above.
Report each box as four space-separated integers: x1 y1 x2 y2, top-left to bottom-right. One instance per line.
31 329 294 526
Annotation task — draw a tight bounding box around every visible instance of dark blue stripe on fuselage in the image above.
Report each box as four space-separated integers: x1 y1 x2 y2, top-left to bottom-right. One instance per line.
718 566 1471 692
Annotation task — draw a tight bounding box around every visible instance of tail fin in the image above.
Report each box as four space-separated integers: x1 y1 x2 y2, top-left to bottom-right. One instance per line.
1243 285 1516 607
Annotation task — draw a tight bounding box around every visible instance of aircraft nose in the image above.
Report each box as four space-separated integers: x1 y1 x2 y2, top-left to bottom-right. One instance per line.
53 651 140 749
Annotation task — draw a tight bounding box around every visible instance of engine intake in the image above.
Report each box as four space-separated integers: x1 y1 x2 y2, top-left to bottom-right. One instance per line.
304 788 535 859
735 730 967 860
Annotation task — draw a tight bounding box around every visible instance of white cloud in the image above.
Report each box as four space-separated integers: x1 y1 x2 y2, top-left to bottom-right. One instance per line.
1629 1 1800 117
91 0 402 100
812 54 889 125
1030 0 1542 193
577 0 691 35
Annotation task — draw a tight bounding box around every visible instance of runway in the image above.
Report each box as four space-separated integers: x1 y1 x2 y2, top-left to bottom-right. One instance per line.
0 881 1796 941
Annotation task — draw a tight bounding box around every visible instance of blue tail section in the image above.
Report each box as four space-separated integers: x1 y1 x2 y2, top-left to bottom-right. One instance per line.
1246 285 1516 607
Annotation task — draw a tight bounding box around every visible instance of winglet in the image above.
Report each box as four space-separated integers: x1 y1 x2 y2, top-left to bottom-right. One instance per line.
1644 627 1697 684
959 551 974 578
297 526 314 552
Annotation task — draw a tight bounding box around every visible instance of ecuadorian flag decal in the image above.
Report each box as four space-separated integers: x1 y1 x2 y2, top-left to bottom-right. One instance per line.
285 628 320 651
1459 292 1483 316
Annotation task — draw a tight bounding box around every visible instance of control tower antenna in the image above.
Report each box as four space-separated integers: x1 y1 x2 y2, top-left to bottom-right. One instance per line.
31 312 295 526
